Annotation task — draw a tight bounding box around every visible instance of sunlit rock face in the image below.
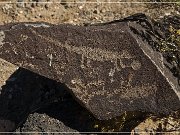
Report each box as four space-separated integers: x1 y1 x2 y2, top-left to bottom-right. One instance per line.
0 14 179 120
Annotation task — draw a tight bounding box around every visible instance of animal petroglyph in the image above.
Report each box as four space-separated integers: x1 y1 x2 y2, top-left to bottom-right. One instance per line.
30 28 141 72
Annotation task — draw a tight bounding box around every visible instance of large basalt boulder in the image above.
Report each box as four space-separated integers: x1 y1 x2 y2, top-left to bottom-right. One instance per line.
0 14 179 120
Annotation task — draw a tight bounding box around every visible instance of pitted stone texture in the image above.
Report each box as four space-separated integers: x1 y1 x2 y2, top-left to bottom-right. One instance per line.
17 113 80 133
0 19 179 120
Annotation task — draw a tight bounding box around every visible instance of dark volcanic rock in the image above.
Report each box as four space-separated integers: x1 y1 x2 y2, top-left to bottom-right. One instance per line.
16 113 80 133
0 14 179 120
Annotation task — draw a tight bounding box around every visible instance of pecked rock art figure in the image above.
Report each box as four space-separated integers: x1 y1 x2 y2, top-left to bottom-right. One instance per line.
0 13 179 120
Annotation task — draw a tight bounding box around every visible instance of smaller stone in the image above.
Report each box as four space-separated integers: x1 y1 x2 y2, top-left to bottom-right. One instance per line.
19 10 23 14
17 0 25 8
36 0 48 7
17 113 80 133
93 10 98 14
165 12 171 16
60 0 72 8
100 8 106 13
31 2 36 8
45 4 49 9
79 5 83 9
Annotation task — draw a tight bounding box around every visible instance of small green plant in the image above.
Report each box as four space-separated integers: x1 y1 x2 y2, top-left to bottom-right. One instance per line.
157 25 180 83
93 111 146 132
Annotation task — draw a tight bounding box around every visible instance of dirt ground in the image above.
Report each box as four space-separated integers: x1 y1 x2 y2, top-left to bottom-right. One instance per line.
0 0 180 134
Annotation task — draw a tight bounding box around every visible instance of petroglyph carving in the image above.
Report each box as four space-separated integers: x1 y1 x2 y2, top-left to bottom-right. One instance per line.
127 71 134 86
70 78 106 104
114 84 157 99
47 54 53 67
24 23 50 28
0 31 5 48
131 60 141 70
109 68 116 83
20 34 28 42
30 28 141 72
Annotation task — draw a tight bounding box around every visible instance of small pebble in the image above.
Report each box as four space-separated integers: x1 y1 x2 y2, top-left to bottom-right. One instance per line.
45 4 49 9
93 10 98 14
17 0 24 8
79 6 83 9
19 10 23 14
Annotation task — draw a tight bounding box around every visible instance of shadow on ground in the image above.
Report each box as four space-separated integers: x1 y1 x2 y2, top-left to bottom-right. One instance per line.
0 68 98 132
0 68 145 133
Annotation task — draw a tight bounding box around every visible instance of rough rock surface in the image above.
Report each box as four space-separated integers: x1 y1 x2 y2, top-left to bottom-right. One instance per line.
16 113 80 133
0 14 179 120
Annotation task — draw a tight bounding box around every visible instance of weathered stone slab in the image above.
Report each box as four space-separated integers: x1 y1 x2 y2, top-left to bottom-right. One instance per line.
0 15 179 120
